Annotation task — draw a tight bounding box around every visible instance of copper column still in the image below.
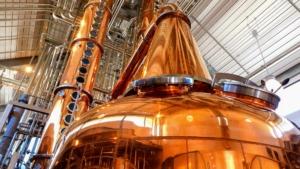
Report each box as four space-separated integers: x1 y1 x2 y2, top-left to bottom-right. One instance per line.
34 0 114 168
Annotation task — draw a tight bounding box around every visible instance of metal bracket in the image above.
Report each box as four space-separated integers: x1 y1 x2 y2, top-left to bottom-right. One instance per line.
212 73 280 109
70 37 104 53
11 101 49 115
212 73 258 87
54 84 94 104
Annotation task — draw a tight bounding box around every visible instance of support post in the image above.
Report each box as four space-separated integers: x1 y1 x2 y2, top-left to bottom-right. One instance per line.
0 94 29 162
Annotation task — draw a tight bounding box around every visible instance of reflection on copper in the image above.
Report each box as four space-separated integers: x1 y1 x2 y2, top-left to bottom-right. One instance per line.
137 85 191 97
60 5 94 84
84 0 114 93
214 88 276 110
133 9 211 80
34 2 95 163
186 115 194 122
34 0 114 168
192 79 212 92
49 92 297 169
110 0 157 99
111 5 211 99
224 151 236 169
138 0 155 38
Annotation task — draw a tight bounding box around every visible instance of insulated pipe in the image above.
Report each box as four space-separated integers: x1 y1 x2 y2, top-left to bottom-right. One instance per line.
68 0 77 18
0 94 29 162
107 0 124 33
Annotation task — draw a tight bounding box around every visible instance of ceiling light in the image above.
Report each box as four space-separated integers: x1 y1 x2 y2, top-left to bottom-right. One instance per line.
25 66 33 73
263 75 281 92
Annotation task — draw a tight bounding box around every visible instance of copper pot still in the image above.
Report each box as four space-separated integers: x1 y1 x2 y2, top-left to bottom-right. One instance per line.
48 3 300 169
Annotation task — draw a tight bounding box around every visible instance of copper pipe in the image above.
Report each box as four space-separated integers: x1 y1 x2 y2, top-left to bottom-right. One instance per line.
138 0 155 38
0 94 29 161
34 0 114 168
111 24 156 99
110 0 156 99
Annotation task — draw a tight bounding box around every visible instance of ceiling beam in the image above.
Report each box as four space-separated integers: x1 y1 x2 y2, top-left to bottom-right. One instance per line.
0 56 38 67
287 0 300 12
277 63 300 82
191 16 249 75
246 42 300 79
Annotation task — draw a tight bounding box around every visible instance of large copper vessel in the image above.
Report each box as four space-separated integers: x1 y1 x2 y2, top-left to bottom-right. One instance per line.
48 3 300 169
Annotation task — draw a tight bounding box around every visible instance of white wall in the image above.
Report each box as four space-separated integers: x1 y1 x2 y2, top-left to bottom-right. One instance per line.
276 79 300 117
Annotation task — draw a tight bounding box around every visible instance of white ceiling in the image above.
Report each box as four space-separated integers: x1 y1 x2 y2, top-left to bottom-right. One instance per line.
0 0 299 83
0 0 50 61
177 0 300 82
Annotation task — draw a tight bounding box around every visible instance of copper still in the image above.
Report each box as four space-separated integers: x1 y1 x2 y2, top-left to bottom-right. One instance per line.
33 0 114 168
41 2 300 169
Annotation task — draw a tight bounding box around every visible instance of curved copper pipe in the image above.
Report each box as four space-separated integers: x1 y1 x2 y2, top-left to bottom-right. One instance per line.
111 0 156 99
70 37 104 52
111 25 156 99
